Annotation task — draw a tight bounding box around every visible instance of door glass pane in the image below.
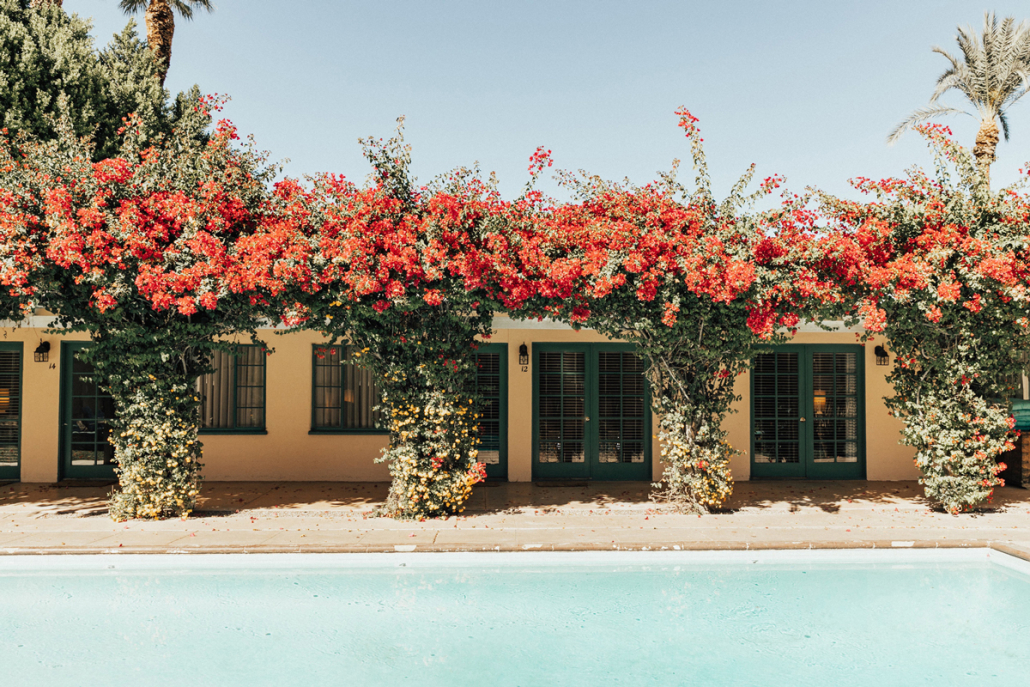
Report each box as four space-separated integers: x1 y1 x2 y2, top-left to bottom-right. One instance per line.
71 444 96 466
69 350 115 469
477 354 502 467
812 352 859 463
596 352 647 464
537 352 586 464
563 442 585 463
475 349 503 467
752 352 800 463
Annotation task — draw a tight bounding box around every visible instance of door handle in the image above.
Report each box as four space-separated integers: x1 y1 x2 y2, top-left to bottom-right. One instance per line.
584 416 590 422
799 417 806 422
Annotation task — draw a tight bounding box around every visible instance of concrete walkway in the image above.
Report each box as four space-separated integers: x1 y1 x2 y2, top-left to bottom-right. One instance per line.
0 480 1029 558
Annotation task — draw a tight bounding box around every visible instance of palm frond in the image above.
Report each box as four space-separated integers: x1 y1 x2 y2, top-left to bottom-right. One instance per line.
170 0 215 21
999 110 1010 141
118 0 150 12
931 46 963 75
888 106 969 145
119 0 214 20
930 64 976 105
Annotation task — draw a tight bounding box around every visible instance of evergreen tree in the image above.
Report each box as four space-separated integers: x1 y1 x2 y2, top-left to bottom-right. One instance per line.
94 19 171 158
0 0 109 147
0 1 196 160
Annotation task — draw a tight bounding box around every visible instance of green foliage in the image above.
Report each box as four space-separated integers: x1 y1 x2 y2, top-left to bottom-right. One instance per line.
89 325 207 520
0 1 185 159
0 100 276 518
889 12 1030 145
95 19 173 156
0 1 107 145
278 122 498 518
118 0 215 22
342 306 492 519
820 127 1030 513
516 111 828 513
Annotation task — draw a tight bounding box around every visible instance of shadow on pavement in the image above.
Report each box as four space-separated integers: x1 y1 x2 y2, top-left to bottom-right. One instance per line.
1 480 1026 518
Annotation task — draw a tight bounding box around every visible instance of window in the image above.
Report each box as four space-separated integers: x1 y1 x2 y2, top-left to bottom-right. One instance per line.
312 345 384 432
0 345 22 480
197 345 266 432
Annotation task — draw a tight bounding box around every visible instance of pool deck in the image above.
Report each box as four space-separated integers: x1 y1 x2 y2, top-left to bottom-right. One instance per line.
0 480 1029 560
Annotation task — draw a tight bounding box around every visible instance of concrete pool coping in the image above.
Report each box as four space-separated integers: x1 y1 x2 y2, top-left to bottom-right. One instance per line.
0 480 1029 559
1 547 1028 572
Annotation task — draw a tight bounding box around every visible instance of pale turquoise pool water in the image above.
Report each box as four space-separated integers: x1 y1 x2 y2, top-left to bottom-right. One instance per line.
0 550 1027 686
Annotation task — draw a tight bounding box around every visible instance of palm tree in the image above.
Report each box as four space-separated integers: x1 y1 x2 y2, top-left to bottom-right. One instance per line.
889 12 1030 186
117 0 214 87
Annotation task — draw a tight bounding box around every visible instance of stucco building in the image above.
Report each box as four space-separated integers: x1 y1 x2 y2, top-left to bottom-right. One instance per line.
2 313 1027 487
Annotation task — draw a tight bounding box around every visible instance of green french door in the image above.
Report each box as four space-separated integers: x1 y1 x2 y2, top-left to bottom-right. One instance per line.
533 343 651 481
0 343 23 481
60 342 117 479
475 344 508 480
750 345 865 480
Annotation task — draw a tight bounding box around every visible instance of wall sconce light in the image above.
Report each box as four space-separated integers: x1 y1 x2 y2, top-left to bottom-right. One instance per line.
34 340 50 363
874 345 889 366
518 343 529 367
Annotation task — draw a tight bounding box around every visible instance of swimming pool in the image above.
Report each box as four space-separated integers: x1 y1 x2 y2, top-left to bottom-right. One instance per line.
0 549 1027 686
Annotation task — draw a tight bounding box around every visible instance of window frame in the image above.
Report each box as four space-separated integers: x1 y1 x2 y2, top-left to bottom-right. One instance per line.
475 343 508 480
197 344 268 435
309 344 389 435
0 342 23 481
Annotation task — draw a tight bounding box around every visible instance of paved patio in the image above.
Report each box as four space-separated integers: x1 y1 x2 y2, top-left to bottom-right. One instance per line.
0 480 1029 559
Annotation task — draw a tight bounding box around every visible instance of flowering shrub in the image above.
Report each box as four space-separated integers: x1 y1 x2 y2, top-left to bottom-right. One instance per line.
0 99 277 519
3 80 1028 522
504 110 831 512
252 120 506 518
819 125 1030 512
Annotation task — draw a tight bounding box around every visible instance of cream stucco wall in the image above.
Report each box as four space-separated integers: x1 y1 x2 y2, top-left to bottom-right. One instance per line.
6 318 917 484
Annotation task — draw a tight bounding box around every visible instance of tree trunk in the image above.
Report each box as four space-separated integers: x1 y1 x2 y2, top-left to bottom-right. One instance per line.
145 0 175 87
973 118 999 187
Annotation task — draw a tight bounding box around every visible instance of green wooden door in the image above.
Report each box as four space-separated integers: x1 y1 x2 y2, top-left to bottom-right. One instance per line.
533 343 651 481
0 343 23 481
751 345 864 480
475 344 508 480
60 342 117 479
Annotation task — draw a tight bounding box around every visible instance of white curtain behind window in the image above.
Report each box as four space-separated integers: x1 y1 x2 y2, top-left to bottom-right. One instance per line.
343 350 379 428
198 350 233 428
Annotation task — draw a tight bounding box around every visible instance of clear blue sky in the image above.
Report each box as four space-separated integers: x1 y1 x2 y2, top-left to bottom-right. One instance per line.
70 0 1030 201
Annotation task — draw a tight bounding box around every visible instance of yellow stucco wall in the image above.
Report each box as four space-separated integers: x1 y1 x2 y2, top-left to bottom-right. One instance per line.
6 320 917 484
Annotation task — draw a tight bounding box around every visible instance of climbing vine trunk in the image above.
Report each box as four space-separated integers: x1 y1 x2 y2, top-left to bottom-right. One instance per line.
647 387 734 513
145 0 175 86
106 367 204 520
338 307 491 520
375 351 484 519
